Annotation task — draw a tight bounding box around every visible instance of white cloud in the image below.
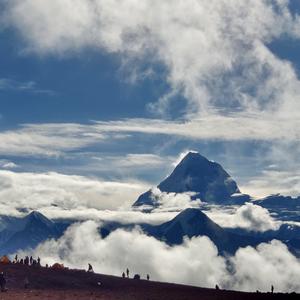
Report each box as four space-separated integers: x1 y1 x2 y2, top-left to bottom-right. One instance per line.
1 118 299 159
0 170 149 216
0 78 54 95
24 221 300 292
93 116 300 142
230 240 300 292
150 187 202 212
205 203 280 232
4 0 300 119
0 159 19 169
41 208 178 226
0 123 110 157
233 203 280 232
26 221 228 288
241 166 300 198
91 153 171 170
2 0 300 198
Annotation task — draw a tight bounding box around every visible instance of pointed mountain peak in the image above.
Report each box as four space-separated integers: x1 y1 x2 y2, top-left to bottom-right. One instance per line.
174 208 206 221
158 152 240 202
175 151 208 167
182 151 206 160
25 211 55 228
133 151 250 208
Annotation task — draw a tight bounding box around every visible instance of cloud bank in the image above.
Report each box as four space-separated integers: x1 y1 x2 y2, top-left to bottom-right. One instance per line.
206 202 280 232
0 170 148 216
25 221 300 292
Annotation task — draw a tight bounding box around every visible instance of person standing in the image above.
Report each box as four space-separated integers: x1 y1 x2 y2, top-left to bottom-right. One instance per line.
0 272 7 292
88 263 94 272
126 268 129 278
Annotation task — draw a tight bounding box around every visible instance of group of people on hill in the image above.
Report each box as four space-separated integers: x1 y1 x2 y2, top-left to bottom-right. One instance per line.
87 264 151 281
121 268 150 281
13 255 41 267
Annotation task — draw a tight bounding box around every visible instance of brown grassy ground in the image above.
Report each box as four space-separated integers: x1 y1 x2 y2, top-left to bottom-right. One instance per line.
0 263 298 300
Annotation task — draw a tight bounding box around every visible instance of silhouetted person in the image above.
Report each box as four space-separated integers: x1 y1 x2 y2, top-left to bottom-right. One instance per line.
122 272 125 278
14 254 18 263
133 274 140 280
24 277 29 289
147 274 150 281
46 264 49 268
24 256 29 266
37 257 41 266
20 259 24 265
126 268 129 278
88 263 93 272
271 285 274 294
30 256 33 265
215 284 220 290
0 272 7 292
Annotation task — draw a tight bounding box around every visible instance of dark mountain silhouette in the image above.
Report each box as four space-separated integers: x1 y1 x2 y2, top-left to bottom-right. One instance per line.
133 152 250 208
1 209 300 257
0 211 67 254
255 194 300 209
141 208 263 254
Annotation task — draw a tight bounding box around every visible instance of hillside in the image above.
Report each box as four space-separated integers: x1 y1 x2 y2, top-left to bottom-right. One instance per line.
0 263 298 300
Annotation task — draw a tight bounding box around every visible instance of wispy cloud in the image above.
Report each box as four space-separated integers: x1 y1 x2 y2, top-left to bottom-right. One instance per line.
3 0 300 120
93 115 300 141
1 0 299 198
0 159 19 169
0 121 299 196
0 78 55 95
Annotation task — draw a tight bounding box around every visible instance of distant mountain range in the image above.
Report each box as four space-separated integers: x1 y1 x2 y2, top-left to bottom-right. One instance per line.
1 208 300 257
0 211 68 255
0 151 299 257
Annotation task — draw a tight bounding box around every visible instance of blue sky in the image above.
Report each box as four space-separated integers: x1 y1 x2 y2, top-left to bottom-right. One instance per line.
0 0 299 214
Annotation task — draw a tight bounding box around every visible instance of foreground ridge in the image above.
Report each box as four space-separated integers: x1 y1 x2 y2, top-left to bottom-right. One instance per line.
0 263 298 300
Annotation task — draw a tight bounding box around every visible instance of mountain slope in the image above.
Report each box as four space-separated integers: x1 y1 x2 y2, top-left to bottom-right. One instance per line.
1 263 297 300
133 152 250 208
255 194 300 210
0 211 66 254
141 208 263 254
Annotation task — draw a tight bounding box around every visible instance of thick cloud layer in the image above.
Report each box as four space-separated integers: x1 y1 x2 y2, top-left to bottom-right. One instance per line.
230 240 300 292
206 202 281 232
25 221 300 292
0 170 148 215
149 187 202 212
